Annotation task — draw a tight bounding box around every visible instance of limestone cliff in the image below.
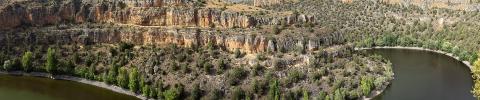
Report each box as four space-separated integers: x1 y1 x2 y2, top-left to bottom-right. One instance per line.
0 27 344 54
0 0 314 30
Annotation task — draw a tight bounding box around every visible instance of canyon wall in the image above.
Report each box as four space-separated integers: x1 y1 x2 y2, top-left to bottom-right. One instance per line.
0 0 314 30
0 28 344 54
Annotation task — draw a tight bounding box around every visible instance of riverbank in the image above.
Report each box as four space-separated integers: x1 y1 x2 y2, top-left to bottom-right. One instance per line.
0 71 147 100
355 46 472 69
357 46 474 100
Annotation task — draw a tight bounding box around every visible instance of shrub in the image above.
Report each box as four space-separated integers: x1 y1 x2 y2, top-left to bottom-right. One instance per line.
3 60 14 71
285 70 305 85
119 42 134 52
180 63 189 74
45 48 57 74
64 60 75 74
360 77 374 96
231 87 245 100
272 26 282 34
142 85 151 97
150 87 158 99
303 89 309 100
163 84 184 100
215 59 226 74
251 63 263 76
272 59 284 70
226 67 247 85
21 51 33 72
234 49 242 58
316 91 326 100
190 84 201 100
268 79 280 100
256 53 267 61
206 89 222 100
129 68 139 93
117 68 129 88
106 64 119 84
334 89 345 100
203 62 213 74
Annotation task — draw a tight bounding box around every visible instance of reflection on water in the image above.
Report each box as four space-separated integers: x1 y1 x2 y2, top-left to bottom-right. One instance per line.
0 75 139 100
367 49 475 100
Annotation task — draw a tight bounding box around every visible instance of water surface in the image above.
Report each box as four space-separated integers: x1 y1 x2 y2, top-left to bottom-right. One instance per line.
0 75 139 100
368 49 475 100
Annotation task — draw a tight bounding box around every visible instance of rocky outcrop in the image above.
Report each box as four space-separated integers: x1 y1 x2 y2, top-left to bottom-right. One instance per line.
0 0 315 30
0 27 344 54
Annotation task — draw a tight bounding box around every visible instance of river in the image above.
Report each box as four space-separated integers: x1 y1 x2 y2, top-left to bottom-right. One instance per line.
0 75 138 100
367 49 475 100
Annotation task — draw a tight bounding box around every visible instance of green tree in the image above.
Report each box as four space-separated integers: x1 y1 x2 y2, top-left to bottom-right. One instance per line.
129 68 139 93
117 68 129 88
107 64 119 84
472 52 480 98
360 77 373 96
333 89 345 100
268 79 280 100
303 89 309 100
231 87 245 100
45 48 57 74
3 60 14 71
234 49 242 58
190 84 201 100
21 51 33 72
142 85 151 97
163 84 183 100
316 91 326 100
226 67 247 85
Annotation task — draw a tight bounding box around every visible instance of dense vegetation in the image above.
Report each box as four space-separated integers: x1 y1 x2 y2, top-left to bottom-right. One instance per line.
267 0 480 98
0 41 392 99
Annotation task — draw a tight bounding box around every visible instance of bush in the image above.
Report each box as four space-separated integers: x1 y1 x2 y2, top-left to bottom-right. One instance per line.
360 77 374 96
272 59 284 70
226 67 247 85
285 70 305 85
334 89 346 100
64 60 75 74
119 42 134 52
150 86 158 99
268 79 280 100
106 64 119 84
117 68 129 88
251 63 263 76
3 60 14 71
303 89 309 100
45 48 57 74
203 62 213 74
163 84 184 100
215 59 226 74
190 84 201 100
316 91 326 100
272 26 282 34
206 89 222 100
234 49 242 58
129 68 139 93
231 87 245 100
21 51 33 72
142 85 151 97
256 53 267 61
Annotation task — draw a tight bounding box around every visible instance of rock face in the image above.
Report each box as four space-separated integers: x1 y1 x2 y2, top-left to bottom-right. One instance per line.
0 0 315 30
0 0 321 54
0 27 344 54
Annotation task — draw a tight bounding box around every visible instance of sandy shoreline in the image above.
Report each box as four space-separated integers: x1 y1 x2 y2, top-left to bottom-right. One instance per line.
356 46 473 100
0 71 147 100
